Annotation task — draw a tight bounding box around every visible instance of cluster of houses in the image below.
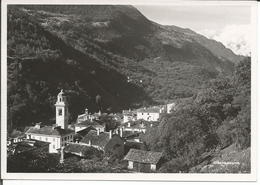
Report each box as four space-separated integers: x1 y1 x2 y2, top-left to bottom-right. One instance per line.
7 90 175 172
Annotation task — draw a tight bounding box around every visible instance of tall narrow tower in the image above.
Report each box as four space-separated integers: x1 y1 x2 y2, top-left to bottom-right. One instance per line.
55 90 69 129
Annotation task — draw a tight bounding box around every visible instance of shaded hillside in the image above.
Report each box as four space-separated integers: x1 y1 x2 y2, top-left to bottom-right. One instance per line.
7 5 239 129
7 6 151 130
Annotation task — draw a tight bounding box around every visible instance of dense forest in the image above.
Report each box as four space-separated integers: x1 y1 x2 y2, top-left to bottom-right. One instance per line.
142 57 251 172
6 5 239 131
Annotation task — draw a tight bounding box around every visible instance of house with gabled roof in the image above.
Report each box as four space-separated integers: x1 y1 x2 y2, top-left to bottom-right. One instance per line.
121 121 149 133
136 107 164 121
124 149 163 172
122 109 137 123
76 108 100 124
63 142 95 158
80 129 124 158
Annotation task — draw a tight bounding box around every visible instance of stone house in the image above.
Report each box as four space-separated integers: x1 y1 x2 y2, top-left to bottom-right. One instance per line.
80 129 124 158
124 149 163 172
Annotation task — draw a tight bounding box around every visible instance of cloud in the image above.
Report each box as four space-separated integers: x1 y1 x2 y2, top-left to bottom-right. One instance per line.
198 29 217 40
199 24 251 56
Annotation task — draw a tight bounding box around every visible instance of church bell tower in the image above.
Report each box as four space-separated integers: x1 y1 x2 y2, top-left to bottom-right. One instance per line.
55 90 69 129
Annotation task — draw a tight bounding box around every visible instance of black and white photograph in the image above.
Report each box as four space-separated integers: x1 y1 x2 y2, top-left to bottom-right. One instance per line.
1 0 258 181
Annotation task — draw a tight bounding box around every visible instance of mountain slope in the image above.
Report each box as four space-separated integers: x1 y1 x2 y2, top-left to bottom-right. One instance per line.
7 5 241 129
167 25 245 64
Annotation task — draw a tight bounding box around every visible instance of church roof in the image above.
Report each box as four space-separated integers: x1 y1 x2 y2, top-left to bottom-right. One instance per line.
124 149 162 164
26 126 74 137
80 130 111 149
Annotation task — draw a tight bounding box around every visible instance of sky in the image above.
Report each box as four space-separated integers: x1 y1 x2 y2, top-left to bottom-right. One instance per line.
134 5 251 56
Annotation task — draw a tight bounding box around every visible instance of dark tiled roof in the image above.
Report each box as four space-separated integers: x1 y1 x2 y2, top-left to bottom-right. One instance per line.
80 130 111 148
124 149 162 164
10 131 26 139
15 139 50 153
124 132 141 139
64 143 92 156
124 141 143 149
137 107 161 113
26 126 74 136
75 120 104 129
76 127 95 137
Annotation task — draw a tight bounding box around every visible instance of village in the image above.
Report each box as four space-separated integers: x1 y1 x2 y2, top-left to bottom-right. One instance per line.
7 90 175 173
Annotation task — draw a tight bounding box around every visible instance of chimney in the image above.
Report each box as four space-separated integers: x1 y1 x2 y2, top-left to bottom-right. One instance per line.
109 130 112 139
85 108 88 115
128 122 131 127
89 140 92 146
150 123 153 127
97 129 100 136
76 139 79 143
60 146 65 164
90 117 93 122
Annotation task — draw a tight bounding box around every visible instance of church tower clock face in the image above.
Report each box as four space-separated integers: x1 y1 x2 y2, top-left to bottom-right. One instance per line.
55 90 70 129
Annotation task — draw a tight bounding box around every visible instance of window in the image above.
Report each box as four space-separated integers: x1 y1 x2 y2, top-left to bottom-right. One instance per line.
70 135 72 139
58 109 62 116
148 113 149 115
53 138 55 142
62 138 63 142
65 137 67 141
53 145 55 149
142 113 143 115
46 137 48 141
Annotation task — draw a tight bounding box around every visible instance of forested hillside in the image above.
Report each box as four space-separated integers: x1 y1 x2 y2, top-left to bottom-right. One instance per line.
7 5 241 131
142 57 251 172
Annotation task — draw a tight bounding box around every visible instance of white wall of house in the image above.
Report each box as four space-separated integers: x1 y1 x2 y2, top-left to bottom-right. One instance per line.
123 115 130 123
124 127 146 133
26 133 73 153
151 164 156 171
137 112 160 121
123 115 136 123
128 161 134 169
